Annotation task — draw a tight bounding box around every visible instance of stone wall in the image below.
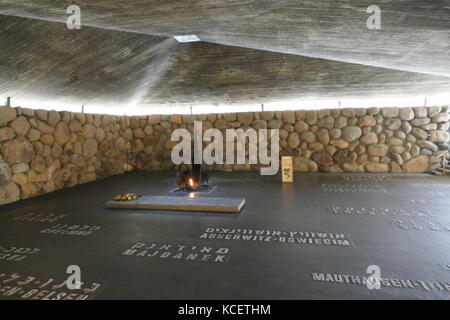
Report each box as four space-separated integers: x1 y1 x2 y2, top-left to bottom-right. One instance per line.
1 105 449 206
0 106 132 206
139 106 450 174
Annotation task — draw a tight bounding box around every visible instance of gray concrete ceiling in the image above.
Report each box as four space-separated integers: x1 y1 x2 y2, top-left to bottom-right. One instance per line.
0 15 179 108
1 0 449 76
140 41 450 106
0 1 449 111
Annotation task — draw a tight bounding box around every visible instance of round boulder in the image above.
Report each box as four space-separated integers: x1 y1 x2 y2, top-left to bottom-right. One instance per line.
429 130 449 143
54 122 71 145
281 111 295 124
300 131 315 143
316 128 330 145
305 111 318 125
82 124 97 139
360 132 378 145
47 111 61 125
0 106 17 126
0 162 12 187
26 128 41 142
252 120 267 130
0 182 20 205
237 113 254 125
311 151 334 166
384 118 401 130
1 138 35 164
367 144 389 157
83 139 98 157
295 121 309 133
399 108 414 121
287 132 300 149
10 116 30 136
358 115 376 127
366 163 389 173
342 126 362 142
130 139 144 153
403 155 429 173
0 127 15 142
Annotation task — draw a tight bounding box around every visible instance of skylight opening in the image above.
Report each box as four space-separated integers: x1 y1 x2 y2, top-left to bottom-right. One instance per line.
173 35 201 43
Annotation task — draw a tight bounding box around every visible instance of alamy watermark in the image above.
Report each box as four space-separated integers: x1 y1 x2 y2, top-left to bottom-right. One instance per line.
366 265 381 290
66 265 82 290
171 121 280 175
66 5 81 30
367 5 381 30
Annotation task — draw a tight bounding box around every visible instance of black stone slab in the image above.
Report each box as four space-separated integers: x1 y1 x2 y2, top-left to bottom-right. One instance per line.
105 195 245 213
1 172 450 300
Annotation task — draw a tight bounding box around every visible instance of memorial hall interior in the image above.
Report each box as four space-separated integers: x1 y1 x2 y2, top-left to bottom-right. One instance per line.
0 1 449 300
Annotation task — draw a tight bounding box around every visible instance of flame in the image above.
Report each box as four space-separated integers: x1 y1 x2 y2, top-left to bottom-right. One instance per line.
188 178 194 188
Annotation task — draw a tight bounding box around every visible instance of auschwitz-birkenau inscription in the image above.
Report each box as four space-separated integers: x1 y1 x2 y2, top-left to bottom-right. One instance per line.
122 242 230 263
0 272 101 300
40 224 101 236
0 246 40 262
321 184 386 193
342 175 391 182
387 218 450 233
201 228 353 247
13 213 66 223
329 206 441 218
312 272 450 293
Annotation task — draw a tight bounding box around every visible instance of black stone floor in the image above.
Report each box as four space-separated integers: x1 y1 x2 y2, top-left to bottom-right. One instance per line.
1 171 450 300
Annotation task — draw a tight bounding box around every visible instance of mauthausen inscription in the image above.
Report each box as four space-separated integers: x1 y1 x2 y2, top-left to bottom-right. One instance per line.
121 242 230 263
312 272 450 293
201 228 353 247
342 175 391 182
329 206 440 218
321 184 386 193
0 272 101 300
0 246 40 262
40 224 101 236
14 213 65 223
